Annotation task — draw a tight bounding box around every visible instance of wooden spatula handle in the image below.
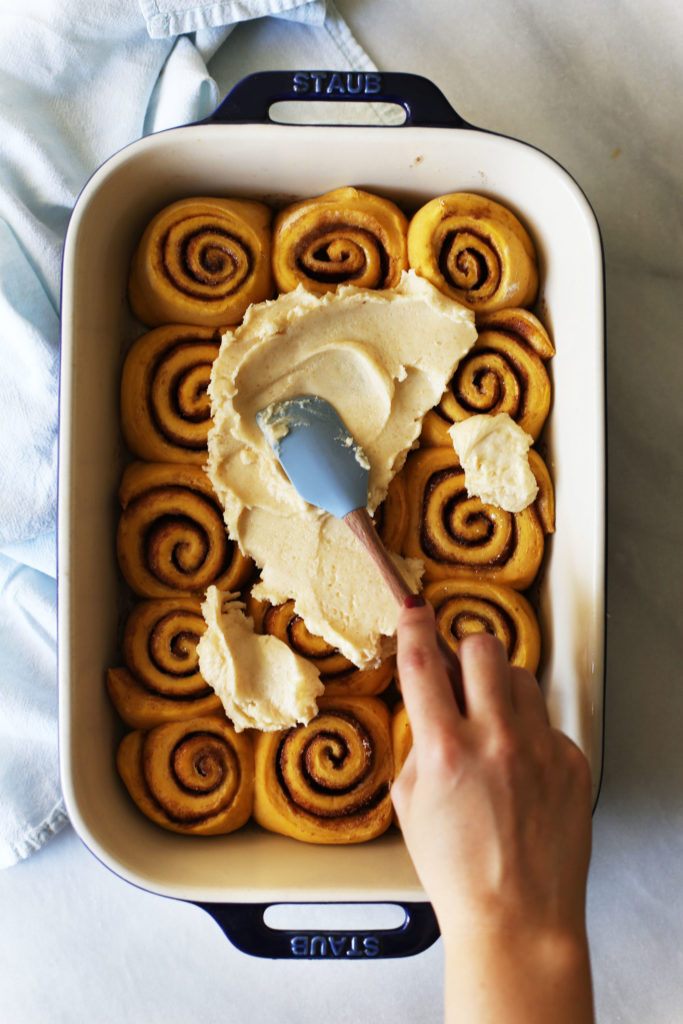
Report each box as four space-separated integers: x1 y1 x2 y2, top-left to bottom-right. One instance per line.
343 507 414 605
343 507 463 697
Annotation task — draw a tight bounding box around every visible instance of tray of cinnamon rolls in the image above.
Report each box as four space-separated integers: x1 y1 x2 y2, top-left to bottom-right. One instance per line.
58 71 605 959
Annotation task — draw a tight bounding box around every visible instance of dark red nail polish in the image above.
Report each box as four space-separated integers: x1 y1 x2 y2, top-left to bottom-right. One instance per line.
404 594 426 608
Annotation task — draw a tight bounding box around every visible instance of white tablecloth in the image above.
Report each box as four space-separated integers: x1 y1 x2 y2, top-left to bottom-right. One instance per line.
1 1 682 1021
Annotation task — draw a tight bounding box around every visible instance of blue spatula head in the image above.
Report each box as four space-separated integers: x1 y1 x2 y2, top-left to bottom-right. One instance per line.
256 395 370 519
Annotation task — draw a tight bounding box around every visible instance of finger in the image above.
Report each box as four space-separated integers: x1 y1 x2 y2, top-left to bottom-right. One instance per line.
457 632 513 722
509 666 549 725
391 748 416 829
397 599 462 747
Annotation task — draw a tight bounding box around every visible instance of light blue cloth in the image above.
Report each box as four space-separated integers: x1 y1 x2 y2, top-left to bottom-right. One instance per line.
0 0 377 868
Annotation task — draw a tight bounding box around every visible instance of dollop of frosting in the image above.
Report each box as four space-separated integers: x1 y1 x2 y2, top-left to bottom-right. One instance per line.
449 413 538 512
197 589 324 732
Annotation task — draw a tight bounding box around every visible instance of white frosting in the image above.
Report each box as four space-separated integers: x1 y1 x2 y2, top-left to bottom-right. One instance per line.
197 588 324 732
449 413 538 512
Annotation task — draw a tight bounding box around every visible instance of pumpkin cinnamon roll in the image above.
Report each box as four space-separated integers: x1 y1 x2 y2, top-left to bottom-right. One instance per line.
120 325 221 464
253 696 394 844
116 462 254 598
401 446 552 589
423 579 541 674
391 702 413 779
372 469 410 554
106 598 222 729
116 714 254 835
128 197 273 327
421 308 554 447
528 449 555 535
407 192 538 313
272 187 408 294
247 596 393 698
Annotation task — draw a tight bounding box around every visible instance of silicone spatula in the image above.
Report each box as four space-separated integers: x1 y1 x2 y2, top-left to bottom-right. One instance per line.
256 395 462 690
256 394 413 606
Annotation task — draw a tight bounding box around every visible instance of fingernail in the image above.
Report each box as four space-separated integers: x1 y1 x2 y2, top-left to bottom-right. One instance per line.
404 594 426 608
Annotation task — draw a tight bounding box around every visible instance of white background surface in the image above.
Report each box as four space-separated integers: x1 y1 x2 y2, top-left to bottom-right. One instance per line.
2 1 682 1021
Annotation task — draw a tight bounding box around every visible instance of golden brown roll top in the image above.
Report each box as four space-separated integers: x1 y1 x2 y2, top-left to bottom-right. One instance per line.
391 702 412 780
401 446 554 590
272 187 408 294
407 192 538 313
106 598 222 728
421 307 554 446
117 714 254 835
422 579 541 674
246 596 394 698
372 469 410 554
120 324 221 463
128 197 273 327
253 696 394 844
116 462 254 598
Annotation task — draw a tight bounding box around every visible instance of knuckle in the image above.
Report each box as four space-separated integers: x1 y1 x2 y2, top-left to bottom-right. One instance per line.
422 731 462 777
398 639 440 675
486 724 523 767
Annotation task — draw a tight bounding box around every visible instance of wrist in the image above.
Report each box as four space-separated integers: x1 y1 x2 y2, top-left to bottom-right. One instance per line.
441 918 594 1024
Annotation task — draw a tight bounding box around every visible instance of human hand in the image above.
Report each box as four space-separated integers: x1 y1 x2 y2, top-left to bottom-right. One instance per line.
392 598 594 1023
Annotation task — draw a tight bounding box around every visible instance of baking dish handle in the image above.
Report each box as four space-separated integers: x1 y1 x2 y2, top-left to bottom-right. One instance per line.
202 70 474 129
196 900 440 959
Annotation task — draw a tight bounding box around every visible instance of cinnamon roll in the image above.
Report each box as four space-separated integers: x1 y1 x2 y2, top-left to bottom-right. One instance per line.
247 596 393 698
272 187 408 294
423 579 541 674
391 702 413 779
401 447 552 589
253 696 394 844
421 308 554 446
120 325 221 463
106 598 222 728
372 469 410 554
128 197 273 327
116 462 254 598
528 449 556 535
407 192 538 313
117 714 254 835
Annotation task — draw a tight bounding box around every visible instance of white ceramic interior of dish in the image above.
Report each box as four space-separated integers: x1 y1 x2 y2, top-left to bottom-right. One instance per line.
59 120 605 904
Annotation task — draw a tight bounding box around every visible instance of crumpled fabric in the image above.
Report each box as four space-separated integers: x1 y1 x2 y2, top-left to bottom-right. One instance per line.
0 0 379 868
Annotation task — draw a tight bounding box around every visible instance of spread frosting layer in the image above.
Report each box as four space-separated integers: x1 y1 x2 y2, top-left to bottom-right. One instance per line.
204 270 477 670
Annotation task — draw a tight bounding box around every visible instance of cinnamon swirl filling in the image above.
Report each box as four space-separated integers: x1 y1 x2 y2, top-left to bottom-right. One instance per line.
253 697 394 843
423 578 541 673
121 325 221 463
116 462 253 598
128 197 273 327
407 192 538 313
272 187 408 294
116 715 254 834
402 447 547 589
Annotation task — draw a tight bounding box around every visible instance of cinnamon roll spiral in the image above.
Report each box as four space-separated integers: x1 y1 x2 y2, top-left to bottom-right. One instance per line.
407 192 538 313
272 187 408 294
128 197 273 327
116 462 254 598
106 598 222 728
423 579 541 674
247 596 393 697
120 325 221 463
401 447 552 589
421 308 554 446
372 469 410 554
253 696 394 844
116 714 254 835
